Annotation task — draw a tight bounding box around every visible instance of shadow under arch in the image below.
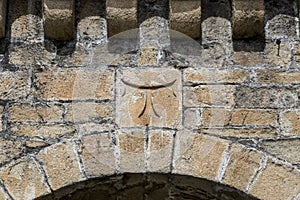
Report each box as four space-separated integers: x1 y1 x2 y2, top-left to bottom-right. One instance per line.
35 173 259 200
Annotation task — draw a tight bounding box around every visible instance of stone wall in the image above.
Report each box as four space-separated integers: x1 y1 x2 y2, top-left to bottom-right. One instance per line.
0 0 299 200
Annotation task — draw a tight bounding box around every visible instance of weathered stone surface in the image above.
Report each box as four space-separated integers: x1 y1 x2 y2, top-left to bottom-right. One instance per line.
222 144 263 191
184 68 250 84
170 0 201 38
294 43 300 66
66 102 113 123
231 109 277 126
10 124 75 138
78 0 106 41
137 47 158 66
81 133 116 177
201 108 231 127
0 0 6 38
0 105 3 131
43 0 75 40
257 70 300 83
183 108 201 129
10 0 43 42
9 43 56 67
35 69 114 101
232 51 265 66
0 159 51 200
265 42 291 66
184 85 235 108
0 70 30 100
259 139 300 164
116 68 182 128
265 0 297 40
148 130 174 173
202 17 231 44
280 110 300 136
76 123 115 137
235 86 298 108
0 187 10 200
199 128 277 138
173 131 229 180
249 160 300 200
0 138 23 165
8 103 63 123
232 0 264 39
107 0 137 37
118 129 146 173
37 142 84 191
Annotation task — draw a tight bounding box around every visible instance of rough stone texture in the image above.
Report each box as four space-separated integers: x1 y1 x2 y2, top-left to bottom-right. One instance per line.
232 0 264 39
43 0 75 40
35 69 114 101
81 133 116 177
0 0 6 38
265 42 291 66
116 68 182 128
183 108 201 129
107 0 137 37
249 160 300 200
10 124 75 138
0 138 24 166
184 85 235 108
280 110 300 136
235 86 298 108
0 105 3 131
257 70 300 84
137 47 158 66
118 129 146 173
221 144 263 191
0 70 30 100
148 130 174 173
173 131 229 180
78 0 106 41
184 68 250 84
37 142 84 191
170 0 201 38
66 102 113 123
9 0 43 42
201 108 231 127
0 187 10 200
0 159 51 200
8 103 64 123
259 139 300 164
199 128 277 138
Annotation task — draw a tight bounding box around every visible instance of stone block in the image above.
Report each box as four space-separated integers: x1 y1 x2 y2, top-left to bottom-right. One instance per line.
148 130 174 172
256 70 300 84
0 138 24 165
8 103 64 123
231 109 277 126
173 131 229 180
118 129 146 173
78 0 106 41
0 159 51 200
265 42 291 67
137 47 158 66
10 0 43 42
66 102 113 123
10 124 75 138
280 110 300 136
0 70 30 100
202 17 231 44
184 68 250 85
201 108 231 127
35 68 114 101
0 0 6 38
184 85 235 108
81 133 116 177
37 142 84 191
199 128 277 138
232 0 264 39
249 160 300 200
170 0 201 38
116 68 182 128
235 86 298 108
43 0 75 40
232 51 265 66
221 144 264 191
107 0 137 37
0 105 3 131
183 108 201 129
259 139 300 164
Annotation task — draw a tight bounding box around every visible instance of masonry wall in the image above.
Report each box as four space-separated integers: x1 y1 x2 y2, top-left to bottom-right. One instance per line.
0 0 299 200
